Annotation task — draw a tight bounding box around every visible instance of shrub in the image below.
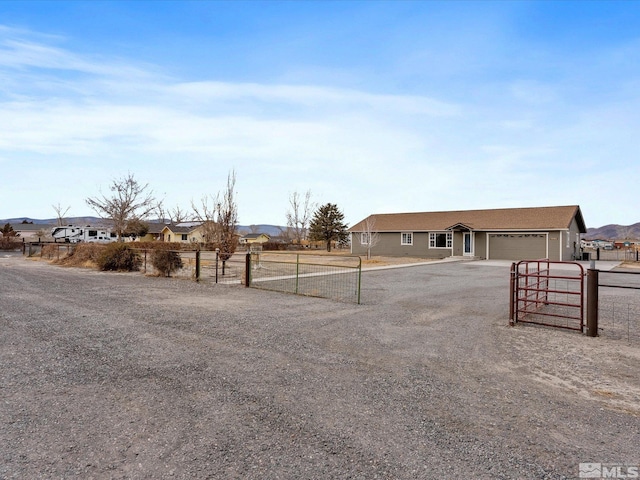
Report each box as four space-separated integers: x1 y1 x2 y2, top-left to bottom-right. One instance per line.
0 238 21 250
57 244 104 266
97 243 142 272
151 249 183 277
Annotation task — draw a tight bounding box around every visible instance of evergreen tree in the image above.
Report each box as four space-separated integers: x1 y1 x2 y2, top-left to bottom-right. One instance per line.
308 203 348 252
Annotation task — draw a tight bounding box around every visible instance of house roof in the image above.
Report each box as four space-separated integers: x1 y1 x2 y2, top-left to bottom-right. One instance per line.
241 233 270 239
349 205 586 233
161 222 203 234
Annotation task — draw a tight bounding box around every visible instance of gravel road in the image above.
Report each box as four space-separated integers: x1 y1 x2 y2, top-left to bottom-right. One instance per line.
1 253 639 479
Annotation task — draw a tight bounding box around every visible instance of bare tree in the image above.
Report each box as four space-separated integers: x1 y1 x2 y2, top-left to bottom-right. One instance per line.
86 173 160 241
286 190 313 247
361 216 381 260
52 203 71 227
192 169 239 264
192 195 219 244
217 170 239 263
170 206 191 224
157 204 190 224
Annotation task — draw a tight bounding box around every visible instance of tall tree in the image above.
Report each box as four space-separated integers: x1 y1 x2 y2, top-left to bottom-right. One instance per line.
192 169 239 261
309 203 348 252
86 173 160 241
286 190 314 246
216 170 239 262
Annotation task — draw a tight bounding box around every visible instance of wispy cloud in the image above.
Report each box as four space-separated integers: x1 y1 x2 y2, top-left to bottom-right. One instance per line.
1 20 640 227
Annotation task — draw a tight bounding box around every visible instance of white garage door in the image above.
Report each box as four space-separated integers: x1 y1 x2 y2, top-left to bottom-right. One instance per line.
488 233 547 260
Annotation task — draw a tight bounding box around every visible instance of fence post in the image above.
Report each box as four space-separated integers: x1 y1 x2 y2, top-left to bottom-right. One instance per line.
245 252 251 287
295 254 300 294
586 269 599 337
509 262 516 326
195 250 201 282
215 249 219 284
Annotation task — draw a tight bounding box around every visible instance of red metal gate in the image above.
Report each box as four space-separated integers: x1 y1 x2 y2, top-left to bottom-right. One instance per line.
509 260 585 331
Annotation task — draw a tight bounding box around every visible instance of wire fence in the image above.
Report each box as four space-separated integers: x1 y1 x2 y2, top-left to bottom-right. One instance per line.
29 243 244 284
596 271 640 344
248 252 362 303
583 247 640 262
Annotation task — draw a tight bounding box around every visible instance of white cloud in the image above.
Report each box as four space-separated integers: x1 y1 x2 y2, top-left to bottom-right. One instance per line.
1 24 640 227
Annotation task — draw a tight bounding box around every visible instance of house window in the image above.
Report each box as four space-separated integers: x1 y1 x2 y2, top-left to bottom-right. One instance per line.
181 234 188 241
401 232 413 245
361 232 371 245
429 232 452 248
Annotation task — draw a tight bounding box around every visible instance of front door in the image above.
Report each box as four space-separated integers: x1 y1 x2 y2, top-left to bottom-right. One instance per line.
463 232 473 256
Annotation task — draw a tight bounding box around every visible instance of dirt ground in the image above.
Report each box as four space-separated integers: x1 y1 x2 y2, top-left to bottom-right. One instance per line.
1 252 639 479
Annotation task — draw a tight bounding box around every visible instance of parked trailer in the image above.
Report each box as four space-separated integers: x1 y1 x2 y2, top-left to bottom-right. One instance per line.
51 226 116 243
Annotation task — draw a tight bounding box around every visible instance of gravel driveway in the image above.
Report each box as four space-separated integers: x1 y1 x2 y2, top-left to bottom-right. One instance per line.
1 253 639 479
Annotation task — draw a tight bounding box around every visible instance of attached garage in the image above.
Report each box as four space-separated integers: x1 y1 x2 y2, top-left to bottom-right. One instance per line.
487 233 547 260
349 205 587 262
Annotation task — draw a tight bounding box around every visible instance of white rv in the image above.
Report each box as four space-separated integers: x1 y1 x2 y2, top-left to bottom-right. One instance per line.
51 226 116 243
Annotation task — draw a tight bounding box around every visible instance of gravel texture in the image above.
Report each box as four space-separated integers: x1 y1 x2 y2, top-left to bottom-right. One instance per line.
1 252 639 479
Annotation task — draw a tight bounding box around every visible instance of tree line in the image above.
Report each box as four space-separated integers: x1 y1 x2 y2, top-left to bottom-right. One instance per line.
49 172 351 254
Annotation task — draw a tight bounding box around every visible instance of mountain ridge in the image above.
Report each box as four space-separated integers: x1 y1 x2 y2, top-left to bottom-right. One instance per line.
3 217 640 240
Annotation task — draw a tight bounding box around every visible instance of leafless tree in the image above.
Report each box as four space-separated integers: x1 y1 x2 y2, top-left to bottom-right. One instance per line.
277 226 294 243
192 195 219 244
361 216 381 260
286 190 313 246
216 170 239 262
170 206 190 224
157 204 190 224
52 203 71 227
192 169 239 263
85 173 160 241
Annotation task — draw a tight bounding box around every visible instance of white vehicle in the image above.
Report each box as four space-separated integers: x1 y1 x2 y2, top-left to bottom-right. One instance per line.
51 226 116 243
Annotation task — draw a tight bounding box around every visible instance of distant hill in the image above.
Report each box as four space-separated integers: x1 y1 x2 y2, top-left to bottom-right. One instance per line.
1 217 285 237
1 217 101 225
585 222 640 241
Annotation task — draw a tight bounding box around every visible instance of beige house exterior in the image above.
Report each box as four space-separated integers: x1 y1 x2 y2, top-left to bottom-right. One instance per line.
349 205 587 261
160 222 206 243
239 233 270 245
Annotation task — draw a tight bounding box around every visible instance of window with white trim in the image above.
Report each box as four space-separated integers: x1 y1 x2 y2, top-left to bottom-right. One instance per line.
360 232 371 245
429 232 452 248
401 232 413 245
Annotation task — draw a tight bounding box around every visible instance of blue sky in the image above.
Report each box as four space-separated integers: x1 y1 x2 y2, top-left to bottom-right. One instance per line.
1 1 639 228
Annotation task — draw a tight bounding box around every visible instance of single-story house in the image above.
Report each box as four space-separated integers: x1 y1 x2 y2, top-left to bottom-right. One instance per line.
349 205 587 261
160 222 206 243
6 223 56 241
239 233 271 245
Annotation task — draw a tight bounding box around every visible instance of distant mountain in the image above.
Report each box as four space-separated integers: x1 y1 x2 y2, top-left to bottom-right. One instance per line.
0 217 102 225
585 222 640 241
1 217 286 237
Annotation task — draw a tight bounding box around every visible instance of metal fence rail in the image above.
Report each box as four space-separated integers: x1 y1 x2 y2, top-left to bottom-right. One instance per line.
248 252 362 303
510 260 584 331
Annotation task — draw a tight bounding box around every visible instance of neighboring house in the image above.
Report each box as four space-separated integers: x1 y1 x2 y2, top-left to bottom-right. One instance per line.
136 222 166 242
239 233 271 245
9 223 56 241
160 222 206 243
349 205 587 261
